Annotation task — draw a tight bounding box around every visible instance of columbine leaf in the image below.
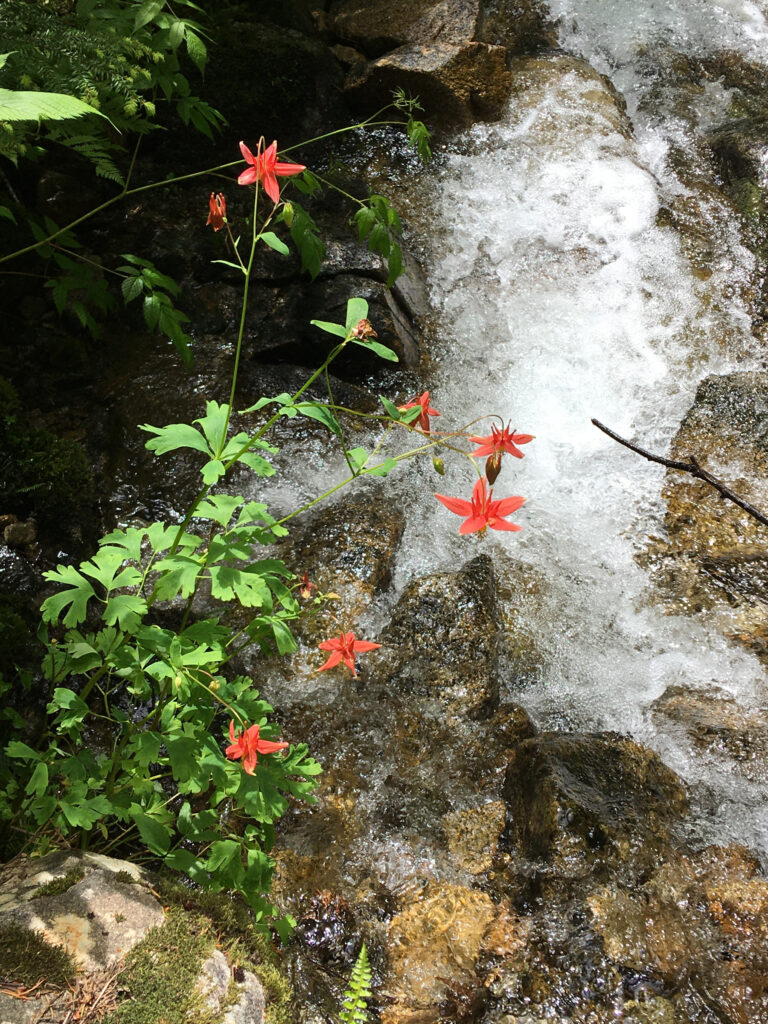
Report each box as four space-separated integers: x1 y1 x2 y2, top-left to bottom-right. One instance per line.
310 319 347 338
130 806 171 855
103 594 147 631
366 458 399 477
347 447 368 472
260 231 290 256
41 566 96 626
195 401 228 452
295 403 342 437
241 392 293 414
352 339 399 362
141 422 212 457
195 494 244 527
345 297 369 329
201 459 226 485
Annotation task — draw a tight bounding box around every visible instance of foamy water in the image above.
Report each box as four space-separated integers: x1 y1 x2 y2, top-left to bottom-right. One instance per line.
394 1 768 854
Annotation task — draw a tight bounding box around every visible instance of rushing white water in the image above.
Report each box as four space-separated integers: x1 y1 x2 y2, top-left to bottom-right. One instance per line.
394 2 768 855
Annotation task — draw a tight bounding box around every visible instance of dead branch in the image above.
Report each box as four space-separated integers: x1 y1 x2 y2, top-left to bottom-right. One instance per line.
591 418 768 529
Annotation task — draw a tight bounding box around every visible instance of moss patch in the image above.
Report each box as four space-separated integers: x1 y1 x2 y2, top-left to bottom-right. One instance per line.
151 877 295 1024
0 922 77 988
31 865 85 899
103 907 216 1024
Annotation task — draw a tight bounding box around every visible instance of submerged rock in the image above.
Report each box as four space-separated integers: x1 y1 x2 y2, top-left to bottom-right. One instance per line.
651 685 768 783
383 882 495 1020
373 553 503 716
650 371 768 658
501 732 688 875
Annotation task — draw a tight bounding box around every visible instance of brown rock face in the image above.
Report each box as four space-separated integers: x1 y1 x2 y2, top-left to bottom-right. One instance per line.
651 371 768 658
346 40 512 127
502 732 688 873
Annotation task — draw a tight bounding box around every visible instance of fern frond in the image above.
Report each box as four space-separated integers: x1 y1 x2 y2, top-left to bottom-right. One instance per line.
0 88 108 124
340 943 373 1024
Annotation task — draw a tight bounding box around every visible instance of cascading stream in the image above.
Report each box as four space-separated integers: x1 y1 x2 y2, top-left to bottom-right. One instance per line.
395 0 768 856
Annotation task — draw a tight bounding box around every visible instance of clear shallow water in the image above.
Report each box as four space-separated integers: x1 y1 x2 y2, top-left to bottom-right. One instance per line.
394 1 768 855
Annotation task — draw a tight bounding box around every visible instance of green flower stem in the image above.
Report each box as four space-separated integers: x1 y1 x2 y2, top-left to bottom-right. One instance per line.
0 158 242 265
218 186 263 455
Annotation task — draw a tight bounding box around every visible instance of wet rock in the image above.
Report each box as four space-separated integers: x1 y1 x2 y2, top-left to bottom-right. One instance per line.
383 882 495 1019
587 845 768 1022
295 890 359 968
710 117 768 190
651 371 768 656
501 732 688 875
651 685 768 783
374 554 503 716
444 800 507 874
280 495 404 623
329 0 443 57
475 0 558 54
3 519 36 547
345 40 512 128
507 54 633 142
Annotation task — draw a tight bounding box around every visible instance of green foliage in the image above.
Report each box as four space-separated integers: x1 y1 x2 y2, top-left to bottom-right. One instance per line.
119 254 194 362
0 85 112 124
340 943 373 1024
393 88 432 163
353 195 404 287
0 1 224 176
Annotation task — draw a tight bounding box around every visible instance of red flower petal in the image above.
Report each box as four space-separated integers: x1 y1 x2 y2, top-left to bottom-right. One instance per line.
435 493 473 515
493 496 526 516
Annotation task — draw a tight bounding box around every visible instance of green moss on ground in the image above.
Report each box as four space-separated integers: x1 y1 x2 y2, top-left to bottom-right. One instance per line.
0 922 77 988
101 885 294 1024
103 907 217 1024
152 878 295 1024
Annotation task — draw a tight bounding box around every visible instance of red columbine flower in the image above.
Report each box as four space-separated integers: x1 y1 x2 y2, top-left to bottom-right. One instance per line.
398 391 440 433
318 631 381 677
206 192 226 231
435 477 525 535
469 423 534 460
237 139 306 204
225 721 289 775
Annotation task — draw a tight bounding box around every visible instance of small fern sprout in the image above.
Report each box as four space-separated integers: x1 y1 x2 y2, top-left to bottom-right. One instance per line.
340 943 373 1024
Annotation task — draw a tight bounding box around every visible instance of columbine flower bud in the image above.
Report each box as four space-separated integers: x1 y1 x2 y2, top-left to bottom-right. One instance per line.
352 318 377 340
486 451 503 485
281 201 294 227
206 192 227 232
432 456 445 476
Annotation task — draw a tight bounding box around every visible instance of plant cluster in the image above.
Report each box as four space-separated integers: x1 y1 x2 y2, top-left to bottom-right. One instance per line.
1 63 533 942
0 0 222 179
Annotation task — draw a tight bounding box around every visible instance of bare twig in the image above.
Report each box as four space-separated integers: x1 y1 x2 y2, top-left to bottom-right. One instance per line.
591 418 768 528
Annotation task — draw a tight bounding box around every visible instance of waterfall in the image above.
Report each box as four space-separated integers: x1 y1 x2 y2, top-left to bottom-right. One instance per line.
398 0 768 856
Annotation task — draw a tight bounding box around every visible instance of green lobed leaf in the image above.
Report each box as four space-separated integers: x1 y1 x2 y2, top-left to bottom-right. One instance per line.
141 421 212 457
294 402 342 437
41 566 96 627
